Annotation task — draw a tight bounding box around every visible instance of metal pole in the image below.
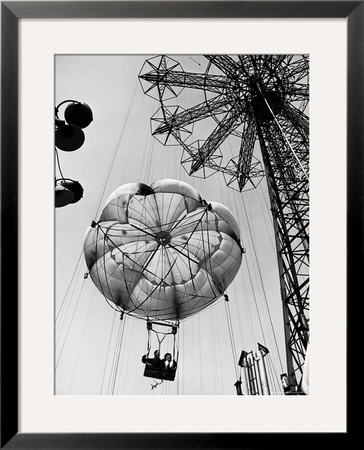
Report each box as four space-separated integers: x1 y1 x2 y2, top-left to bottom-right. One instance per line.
255 349 271 395
246 353 258 395
241 363 250 395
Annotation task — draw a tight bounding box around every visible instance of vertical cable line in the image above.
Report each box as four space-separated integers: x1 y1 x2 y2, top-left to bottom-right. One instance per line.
201 210 220 295
100 313 118 394
220 180 251 349
209 308 218 393
231 193 258 347
145 136 155 185
93 80 140 219
107 320 122 394
266 353 283 395
224 300 239 380
197 314 203 394
244 247 265 343
241 196 285 374
56 277 87 369
256 83 308 182
119 317 135 395
111 317 127 395
107 317 127 395
67 289 96 394
176 331 180 395
56 249 84 323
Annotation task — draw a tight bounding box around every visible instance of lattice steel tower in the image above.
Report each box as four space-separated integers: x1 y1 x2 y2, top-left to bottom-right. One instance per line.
139 55 309 392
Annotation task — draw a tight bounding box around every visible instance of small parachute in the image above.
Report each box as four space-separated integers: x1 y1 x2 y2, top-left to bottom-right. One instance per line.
84 179 243 322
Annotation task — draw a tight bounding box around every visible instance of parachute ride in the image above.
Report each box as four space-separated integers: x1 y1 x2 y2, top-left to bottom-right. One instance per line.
83 178 243 381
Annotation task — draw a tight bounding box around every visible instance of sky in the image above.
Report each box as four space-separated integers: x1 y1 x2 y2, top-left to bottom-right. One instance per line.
55 54 288 396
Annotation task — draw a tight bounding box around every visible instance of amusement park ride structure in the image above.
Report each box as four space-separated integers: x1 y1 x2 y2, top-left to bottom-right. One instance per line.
139 54 309 394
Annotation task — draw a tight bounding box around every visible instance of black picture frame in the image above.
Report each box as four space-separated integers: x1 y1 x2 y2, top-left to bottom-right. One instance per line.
1 1 358 448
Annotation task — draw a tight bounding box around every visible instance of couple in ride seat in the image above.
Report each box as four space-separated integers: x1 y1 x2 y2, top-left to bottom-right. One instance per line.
142 350 177 370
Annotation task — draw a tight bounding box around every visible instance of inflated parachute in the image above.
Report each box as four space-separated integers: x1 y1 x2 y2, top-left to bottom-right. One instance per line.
84 179 243 322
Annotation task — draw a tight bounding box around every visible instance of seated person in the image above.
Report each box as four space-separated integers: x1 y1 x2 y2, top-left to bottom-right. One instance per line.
163 352 177 370
142 349 164 369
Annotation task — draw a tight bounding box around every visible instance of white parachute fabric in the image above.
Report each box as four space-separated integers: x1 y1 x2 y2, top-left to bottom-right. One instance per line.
84 179 243 321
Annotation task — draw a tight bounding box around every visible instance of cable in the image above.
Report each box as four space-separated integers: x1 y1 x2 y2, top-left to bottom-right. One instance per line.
92 80 140 219
56 249 84 323
256 83 308 181
107 317 127 395
241 195 284 374
67 288 95 394
111 317 127 395
224 298 239 380
56 277 87 370
100 313 118 394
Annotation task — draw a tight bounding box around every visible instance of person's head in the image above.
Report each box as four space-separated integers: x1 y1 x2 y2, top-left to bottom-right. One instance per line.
154 350 160 359
164 353 172 362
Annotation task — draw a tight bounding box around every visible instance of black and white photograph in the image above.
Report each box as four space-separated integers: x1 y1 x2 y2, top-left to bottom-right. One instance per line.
55 54 309 396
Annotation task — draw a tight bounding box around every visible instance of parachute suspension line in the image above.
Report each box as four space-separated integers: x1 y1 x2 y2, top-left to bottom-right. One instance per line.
197 314 203 394
107 319 123 394
107 316 127 395
241 195 269 342
256 182 275 251
100 313 119 394
209 308 219 394
56 277 88 370
265 352 283 395
219 180 251 350
240 263 256 346
191 316 196 394
258 181 274 228
92 80 140 219
56 249 85 325
243 249 265 343
96 231 125 313
227 192 257 348
227 276 245 361
88 226 121 313
118 318 134 395
174 331 180 395
241 196 285 374
179 218 203 302
172 330 179 363
200 207 221 297
256 83 309 182
214 303 224 394
113 317 127 395
67 288 96 394
145 131 156 185
146 326 152 357
266 354 279 395
148 324 176 350
224 295 239 381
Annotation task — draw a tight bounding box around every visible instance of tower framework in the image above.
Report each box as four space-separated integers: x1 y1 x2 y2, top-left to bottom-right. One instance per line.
139 55 309 391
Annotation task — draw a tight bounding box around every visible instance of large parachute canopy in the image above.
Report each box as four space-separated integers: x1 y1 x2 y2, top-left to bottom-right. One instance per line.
84 179 243 322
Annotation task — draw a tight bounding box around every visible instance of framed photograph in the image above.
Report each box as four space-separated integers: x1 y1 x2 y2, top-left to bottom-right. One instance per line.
1 1 358 448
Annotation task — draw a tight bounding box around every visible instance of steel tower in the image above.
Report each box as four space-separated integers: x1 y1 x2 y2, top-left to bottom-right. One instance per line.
139 55 309 392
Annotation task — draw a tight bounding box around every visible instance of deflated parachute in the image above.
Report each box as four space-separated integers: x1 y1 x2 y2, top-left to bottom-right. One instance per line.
84 179 243 321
